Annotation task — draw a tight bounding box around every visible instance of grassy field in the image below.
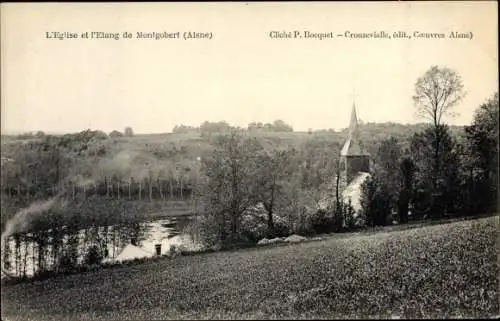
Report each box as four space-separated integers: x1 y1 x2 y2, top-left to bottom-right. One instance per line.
1 216 498 320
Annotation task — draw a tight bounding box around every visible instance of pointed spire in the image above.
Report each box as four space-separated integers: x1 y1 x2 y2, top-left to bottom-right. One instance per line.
348 102 358 139
341 101 368 156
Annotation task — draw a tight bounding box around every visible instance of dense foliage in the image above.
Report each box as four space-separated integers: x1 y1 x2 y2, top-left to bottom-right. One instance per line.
358 69 497 227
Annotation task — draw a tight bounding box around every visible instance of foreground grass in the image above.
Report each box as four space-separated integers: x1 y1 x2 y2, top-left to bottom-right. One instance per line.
2 216 499 320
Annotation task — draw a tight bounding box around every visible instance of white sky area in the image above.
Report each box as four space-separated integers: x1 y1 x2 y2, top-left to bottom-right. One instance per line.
1 2 498 134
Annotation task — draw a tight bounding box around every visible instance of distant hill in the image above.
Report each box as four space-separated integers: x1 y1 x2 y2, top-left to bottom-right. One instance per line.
1 122 465 171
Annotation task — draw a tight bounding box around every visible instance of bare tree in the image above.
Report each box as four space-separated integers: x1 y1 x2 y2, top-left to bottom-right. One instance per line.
412 65 466 127
254 148 295 236
198 130 259 244
412 66 466 192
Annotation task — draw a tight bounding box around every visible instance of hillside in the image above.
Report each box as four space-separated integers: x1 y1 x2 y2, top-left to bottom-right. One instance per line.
0 122 466 173
1 216 497 320
0 122 466 229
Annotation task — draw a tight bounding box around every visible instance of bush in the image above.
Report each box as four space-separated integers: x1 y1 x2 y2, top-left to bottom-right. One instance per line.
273 215 292 237
240 206 292 242
57 254 78 274
191 213 222 248
360 176 392 227
240 213 268 242
310 208 335 234
343 199 362 230
84 245 103 266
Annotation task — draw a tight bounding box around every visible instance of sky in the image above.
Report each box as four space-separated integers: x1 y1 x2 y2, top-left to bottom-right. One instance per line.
1 2 498 134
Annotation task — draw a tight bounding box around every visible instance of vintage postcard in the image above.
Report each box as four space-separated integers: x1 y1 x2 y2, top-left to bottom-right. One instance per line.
1 1 498 320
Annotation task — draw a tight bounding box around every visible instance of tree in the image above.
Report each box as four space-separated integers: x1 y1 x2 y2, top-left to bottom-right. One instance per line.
254 147 296 236
334 159 344 231
297 137 341 190
197 130 260 245
109 130 123 138
360 176 392 227
200 121 232 137
35 131 45 138
412 66 466 192
272 120 293 132
373 137 402 208
247 122 264 131
410 125 461 218
173 124 198 134
124 127 134 137
463 92 499 213
413 66 466 127
398 156 416 223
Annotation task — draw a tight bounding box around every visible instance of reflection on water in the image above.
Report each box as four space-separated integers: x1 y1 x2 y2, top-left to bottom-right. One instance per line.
1 216 201 278
140 217 201 256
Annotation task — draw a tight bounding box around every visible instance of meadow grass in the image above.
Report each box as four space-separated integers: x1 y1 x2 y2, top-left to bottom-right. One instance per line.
1 216 498 320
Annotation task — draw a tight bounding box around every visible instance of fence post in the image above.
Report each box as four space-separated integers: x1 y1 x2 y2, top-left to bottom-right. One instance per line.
128 178 131 200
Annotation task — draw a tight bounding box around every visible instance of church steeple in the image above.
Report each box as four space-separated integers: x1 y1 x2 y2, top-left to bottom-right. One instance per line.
341 102 368 156
348 102 359 140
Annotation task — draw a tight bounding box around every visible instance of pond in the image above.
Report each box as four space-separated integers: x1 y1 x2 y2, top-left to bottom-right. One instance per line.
1 215 201 278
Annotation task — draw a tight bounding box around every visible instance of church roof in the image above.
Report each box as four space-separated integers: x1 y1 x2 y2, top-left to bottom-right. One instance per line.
340 103 369 156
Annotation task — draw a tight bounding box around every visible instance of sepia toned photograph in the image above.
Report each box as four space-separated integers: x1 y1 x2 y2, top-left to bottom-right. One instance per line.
1 2 498 320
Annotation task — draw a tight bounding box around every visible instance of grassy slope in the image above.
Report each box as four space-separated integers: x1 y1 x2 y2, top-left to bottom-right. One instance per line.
2 216 498 320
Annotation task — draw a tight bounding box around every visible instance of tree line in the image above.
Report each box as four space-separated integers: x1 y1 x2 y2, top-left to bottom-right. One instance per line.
1 66 497 252
1 66 497 278
192 66 498 248
172 119 294 135
360 68 498 226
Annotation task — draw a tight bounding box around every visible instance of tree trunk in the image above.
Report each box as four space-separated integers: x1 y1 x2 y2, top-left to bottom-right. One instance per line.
158 178 163 200
169 176 173 199
22 241 28 278
117 181 120 199
31 241 36 276
149 177 153 201
138 182 142 201
180 176 183 199
14 237 20 277
398 191 409 224
469 167 475 213
335 167 343 231
267 209 275 237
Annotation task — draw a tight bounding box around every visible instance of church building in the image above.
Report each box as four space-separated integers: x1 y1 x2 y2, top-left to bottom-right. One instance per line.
340 103 370 185
319 102 371 226
340 104 371 224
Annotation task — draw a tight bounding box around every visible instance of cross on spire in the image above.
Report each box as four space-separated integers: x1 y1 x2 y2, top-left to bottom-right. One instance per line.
349 88 358 104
